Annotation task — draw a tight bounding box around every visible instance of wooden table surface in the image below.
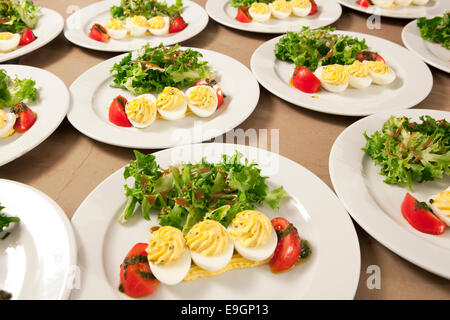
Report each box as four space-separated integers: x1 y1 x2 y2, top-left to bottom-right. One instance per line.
1 0 449 299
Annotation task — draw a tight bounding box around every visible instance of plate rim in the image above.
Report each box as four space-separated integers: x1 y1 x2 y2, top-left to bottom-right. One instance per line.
0 178 78 300
329 108 450 280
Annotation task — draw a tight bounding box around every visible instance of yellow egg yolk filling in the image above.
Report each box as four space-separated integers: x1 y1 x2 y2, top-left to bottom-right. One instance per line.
186 220 229 256
146 226 186 265
321 64 349 86
229 210 272 248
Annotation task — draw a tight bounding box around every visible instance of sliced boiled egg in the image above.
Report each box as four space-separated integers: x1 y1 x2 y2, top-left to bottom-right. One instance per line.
289 0 311 17
314 64 350 93
412 0 429 4
248 3 271 22
105 18 128 40
126 15 148 37
156 87 187 121
364 60 396 85
0 109 15 138
394 0 413 6
186 86 218 118
146 226 192 286
371 0 394 7
269 0 292 19
346 60 373 89
0 32 20 52
186 220 234 272
148 16 170 36
125 94 157 128
228 210 278 262
428 187 450 227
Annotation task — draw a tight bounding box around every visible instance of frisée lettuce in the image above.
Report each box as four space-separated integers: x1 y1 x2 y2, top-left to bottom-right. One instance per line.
0 0 40 33
0 69 37 109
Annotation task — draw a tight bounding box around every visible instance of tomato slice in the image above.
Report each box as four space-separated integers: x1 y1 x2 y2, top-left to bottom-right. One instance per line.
308 0 318 15
194 78 224 108
89 24 110 42
11 102 36 133
401 193 446 235
355 50 385 63
356 0 372 8
292 65 321 94
109 95 132 127
169 15 187 34
19 28 36 46
119 243 159 298
236 6 252 23
270 217 301 273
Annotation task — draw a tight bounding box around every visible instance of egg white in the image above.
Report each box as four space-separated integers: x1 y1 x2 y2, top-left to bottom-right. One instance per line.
157 92 188 121
148 16 170 36
248 5 272 22
190 238 234 272
0 33 20 52
126 17 148 37
371 0 394 7
428 187 450 227
106 27 128 40
269 3 292 19
149 248 192 286
394 0 413 6
314 66 349 93
364 62 396 85
228 226 278 262
0 112 16 137
126 94 157 129
348 74 372 89
186 86 218 118
290 2 312 17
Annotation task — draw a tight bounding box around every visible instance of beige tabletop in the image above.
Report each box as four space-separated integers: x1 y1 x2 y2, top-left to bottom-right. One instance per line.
1 0 449 299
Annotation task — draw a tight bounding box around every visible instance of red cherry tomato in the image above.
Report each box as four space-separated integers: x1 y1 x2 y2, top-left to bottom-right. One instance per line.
355 50 385 63
194 78 224 108
236 6 252 23
308 0 318 15
19 28 36 46
119 243 159 298
11 102 36 133
357 0 372 8
89 24 109 42
169 15 187 33
109 95 132 127
270 217 302 273
401 193 446 235
291 65 321 94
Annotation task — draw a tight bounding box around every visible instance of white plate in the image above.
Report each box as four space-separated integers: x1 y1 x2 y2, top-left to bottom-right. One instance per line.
337 0 449 19
0 179 77 299
0 8 64 63
329 109 450 279
206 0 342 34
402 19 450 73
70 143 360 300
64 0 209 52
251 30 432 116
0 65 70 167
68 48 260 149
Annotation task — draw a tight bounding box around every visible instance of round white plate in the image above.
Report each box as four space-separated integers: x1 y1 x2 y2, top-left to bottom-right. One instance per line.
0 8 64 63
402 19 450 73
0 65 70 167
70 143 360 300
206 0 342 34
68 48 260 149
337 0 449 19
0 179 77 299
329 109 450 279
64 0 209 52
251 30 433 116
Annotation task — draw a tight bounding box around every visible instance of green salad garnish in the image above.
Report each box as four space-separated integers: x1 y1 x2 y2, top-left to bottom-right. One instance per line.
274 27 369 71
120 151 287 234
417 13 450 50
110 43 212 95
0 69 37 109
0 0 40 33
230 0 273 8
363 116 450 190
0 204 20 240
111 0 183 19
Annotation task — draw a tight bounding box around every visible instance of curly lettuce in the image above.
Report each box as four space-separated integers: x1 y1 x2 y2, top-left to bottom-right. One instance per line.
230 0 273 8
417 13 450 50
0 69 37 109
111 0 183 19
0 0 40 33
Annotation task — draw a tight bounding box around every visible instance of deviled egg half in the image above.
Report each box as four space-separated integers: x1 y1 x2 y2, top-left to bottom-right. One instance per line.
428 187 450 227
394 0 413 6
125 94 157 128
0 109 16 138
148 16 170 36
156 87 188 120
126 15 148 37
185 85 218 118
186 220 234 272
228 210 278 262
105 18 128 40
371 0 394 7
269 0 292 19
290 0 311 17
314 64 350 93
364 60 396 85
248 2 271 22
0 32 20 52
346 60 373 89
146 226 192 286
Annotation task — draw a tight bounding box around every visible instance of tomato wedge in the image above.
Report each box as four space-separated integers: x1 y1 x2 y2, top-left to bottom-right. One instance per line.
308 0 318 15
357 0 371 8
355 50 385 63
292 65 321 94
194 78 224 108
19 28 36 46
401 193 446 235
169 14 187 33
236 6 252 23
119 243 159 298
11 102 36 133
89 24 109 42
270 217 301 273
109 95 132 127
